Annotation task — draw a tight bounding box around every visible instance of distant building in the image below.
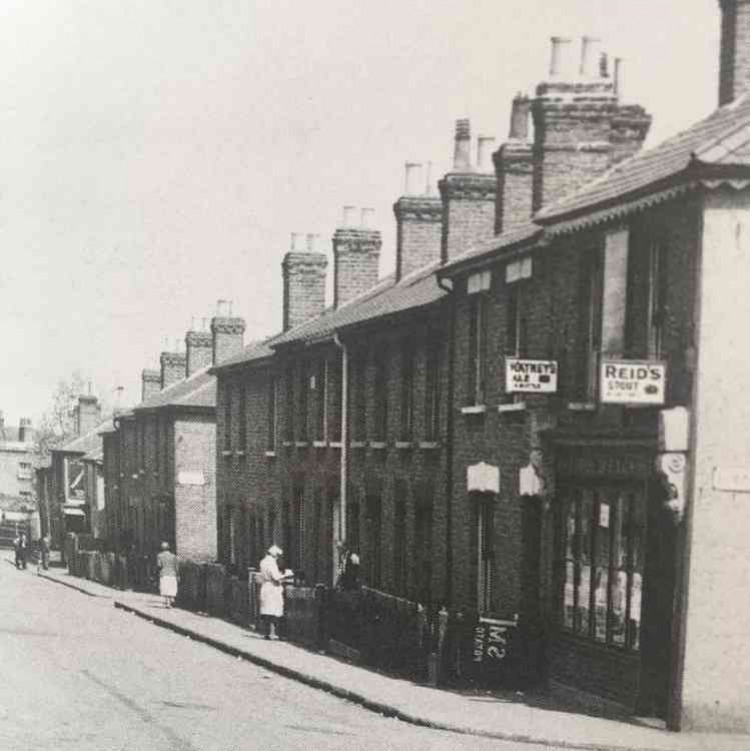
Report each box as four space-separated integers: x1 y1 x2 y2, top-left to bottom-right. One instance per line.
0 411 35 506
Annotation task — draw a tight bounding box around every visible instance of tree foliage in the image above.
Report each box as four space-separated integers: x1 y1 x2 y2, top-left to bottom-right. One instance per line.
34 371 87 460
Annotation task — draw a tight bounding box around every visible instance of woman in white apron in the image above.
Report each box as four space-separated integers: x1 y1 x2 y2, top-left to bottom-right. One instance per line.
259 545 289 639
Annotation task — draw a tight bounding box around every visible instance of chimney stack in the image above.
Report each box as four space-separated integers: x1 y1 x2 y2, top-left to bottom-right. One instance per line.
494 94 534 235
394 162 442 280
333 207 382 308
719 0 750 106
531 36 651 212
160 350 186 390
18 418 32 443
185 323 213 376
141 369 161 402
210 300 246 365
74 394 101 436
439 119 497 262
282 233 328 331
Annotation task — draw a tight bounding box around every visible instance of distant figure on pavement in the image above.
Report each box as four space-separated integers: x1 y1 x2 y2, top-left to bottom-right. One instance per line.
157 541 179 608
14 532 28 570
259 545 292 640
38 535 50 572
338 552 362 591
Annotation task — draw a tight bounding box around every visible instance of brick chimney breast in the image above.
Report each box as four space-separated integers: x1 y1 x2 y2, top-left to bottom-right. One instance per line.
141 369 161 402
333 222 382 309
185 330 213 376
211 317 246 365
160 352 187 390
531 36 650 213
719 0 750 106
75 394 101 436
439 119 497 263
494 94 534 234
282 249 327 331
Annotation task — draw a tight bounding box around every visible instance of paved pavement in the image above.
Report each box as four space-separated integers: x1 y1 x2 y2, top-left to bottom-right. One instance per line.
1 558 558 751
36 564 749 751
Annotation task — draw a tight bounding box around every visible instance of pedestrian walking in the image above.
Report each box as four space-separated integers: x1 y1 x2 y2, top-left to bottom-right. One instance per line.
14 532 28 570
259 545 292 640
156 541 179 608
40 535 50 570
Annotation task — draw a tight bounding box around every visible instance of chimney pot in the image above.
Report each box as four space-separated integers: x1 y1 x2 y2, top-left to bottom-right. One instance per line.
549 36 574 78
360 207 374 228
306 233 317 252
453 118 472 171
599 52 610 79
476 136 496 171
509 95 531 140
425 162 434 195
404 162 423 196
614 57 623 97
342 205 357 227
579 36 602 78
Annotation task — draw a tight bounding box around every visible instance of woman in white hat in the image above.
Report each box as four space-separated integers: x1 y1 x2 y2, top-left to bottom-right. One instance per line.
259 545 290 640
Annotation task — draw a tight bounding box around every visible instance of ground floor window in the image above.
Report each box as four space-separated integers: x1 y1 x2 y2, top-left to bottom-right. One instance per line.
559 485 644 650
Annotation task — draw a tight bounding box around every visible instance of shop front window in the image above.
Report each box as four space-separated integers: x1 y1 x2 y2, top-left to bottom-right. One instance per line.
560 485 643 651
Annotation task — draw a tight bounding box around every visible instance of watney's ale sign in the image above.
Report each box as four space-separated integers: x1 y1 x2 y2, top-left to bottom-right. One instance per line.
505 358 558 394
599 359 666 405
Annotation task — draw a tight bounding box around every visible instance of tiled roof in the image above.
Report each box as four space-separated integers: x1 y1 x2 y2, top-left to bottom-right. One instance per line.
210 337 279 372
134 367 215 411
537 94 750 223
438 223 543 275
57 417 113 455
271 261 446 348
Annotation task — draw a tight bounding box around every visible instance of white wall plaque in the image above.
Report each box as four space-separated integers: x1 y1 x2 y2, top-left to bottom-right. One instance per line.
178 470 206 486
505 358 558 394
600 360 666 405
467 462 500 494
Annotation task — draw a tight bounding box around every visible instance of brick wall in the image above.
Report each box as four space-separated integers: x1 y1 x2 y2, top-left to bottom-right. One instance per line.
211 317 245 366
393 196 442 280
160 352 186 389
439 173 496 263
282 252 327 332
719 0 750 106
141 369 161 402
333 228 382 308
185 331 213 376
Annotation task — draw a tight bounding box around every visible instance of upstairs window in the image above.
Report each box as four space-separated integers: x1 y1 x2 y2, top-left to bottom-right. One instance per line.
267 374 278 451
284 365 294 442
645 241 667 360
313 357 327 441
352 350 367 441
504 257 531 358
238 385 247 452
298 361 309 441
467 270 491 405
373 346 389 441
424 339 441 441
223 384 233 451
578 247 603 402
399 340 415 440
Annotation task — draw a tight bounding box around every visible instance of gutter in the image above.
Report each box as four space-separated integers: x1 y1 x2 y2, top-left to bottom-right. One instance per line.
333 332 348 586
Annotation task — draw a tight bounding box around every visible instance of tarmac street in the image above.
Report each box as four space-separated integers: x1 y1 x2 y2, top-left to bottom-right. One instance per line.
0 558 566 751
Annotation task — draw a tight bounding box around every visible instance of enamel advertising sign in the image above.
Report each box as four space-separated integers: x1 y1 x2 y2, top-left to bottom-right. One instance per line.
599 359 666 405
505 358 558 394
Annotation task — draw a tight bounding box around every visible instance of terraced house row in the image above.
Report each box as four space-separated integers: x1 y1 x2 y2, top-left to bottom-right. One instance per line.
69 3 750 734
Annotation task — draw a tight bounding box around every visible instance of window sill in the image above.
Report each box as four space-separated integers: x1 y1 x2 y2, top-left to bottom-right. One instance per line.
370 441 387 450
349 441 366 448
235 450 246 457
461 405 487 415
395 441 414 449
282 440 293 447
419 441 440 450
567 402 596 412
497 401 527 413
329 441 343 448
295 441 309 448
312 440 327 448
264 450 276 458
221 450 233 457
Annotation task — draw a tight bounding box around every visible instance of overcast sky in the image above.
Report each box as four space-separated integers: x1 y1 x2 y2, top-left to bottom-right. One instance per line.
0 0 719 424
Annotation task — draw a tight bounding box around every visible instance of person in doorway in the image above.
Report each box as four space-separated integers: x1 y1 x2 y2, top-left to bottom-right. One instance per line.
40 535 51 570
338 552 362 591
156 541 179 608
259 545 292 640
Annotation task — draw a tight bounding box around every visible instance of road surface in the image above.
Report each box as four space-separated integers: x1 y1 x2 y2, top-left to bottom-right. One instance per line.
0 557 565 750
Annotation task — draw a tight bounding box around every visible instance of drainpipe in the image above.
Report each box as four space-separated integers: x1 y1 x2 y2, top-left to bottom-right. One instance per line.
333 333 348 586
437 275 455 607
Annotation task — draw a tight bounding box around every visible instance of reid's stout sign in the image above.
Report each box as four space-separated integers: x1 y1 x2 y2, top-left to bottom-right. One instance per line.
599 359 666 405
505 358 558 394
